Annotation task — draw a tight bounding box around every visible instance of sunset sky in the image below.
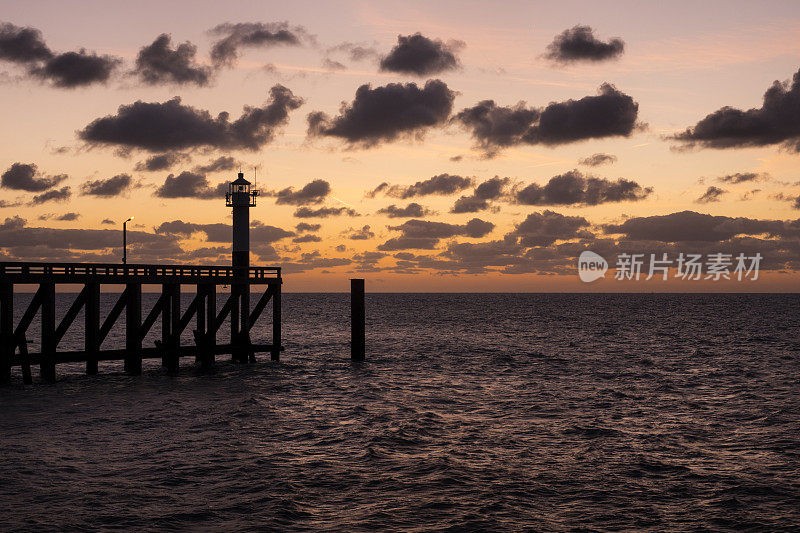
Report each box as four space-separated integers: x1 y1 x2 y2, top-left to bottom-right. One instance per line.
1 0 799 291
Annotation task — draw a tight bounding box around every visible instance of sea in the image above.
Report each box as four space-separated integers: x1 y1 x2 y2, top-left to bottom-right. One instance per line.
1 293 798 531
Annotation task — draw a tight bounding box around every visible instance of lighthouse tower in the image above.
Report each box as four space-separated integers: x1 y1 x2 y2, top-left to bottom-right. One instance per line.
226 172 258 362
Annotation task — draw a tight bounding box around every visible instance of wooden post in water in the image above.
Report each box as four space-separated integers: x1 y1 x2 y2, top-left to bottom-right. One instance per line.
271 283 281 361
351 279 365 361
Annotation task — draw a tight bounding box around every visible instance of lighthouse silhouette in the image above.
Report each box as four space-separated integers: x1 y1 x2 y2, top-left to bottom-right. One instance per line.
226 171 259 362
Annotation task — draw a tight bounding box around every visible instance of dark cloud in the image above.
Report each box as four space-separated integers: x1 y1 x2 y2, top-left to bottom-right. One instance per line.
133 34 213 86
30 186 71 204
295 222 321 232
346 225 375 240
101 218 115 225
155 219 293 243
603 211 800 242
266 179 330 205
294 206 359 218
696 186 727 204
455 84 639 156
368 173 473 199
579 153 617 166
193 156 237 174
209 22 310 67
507 210 592 246
453 100 540 156
514 170 651 206
717 172 767 183
672 68 800 151
154 171 226 199
451 176 509 213
31 49 120 88
543 25 625 64
56 212 80 221
80 173 132 197
307 80 455 148
293 234 322 243
379 33 462 76
79 84 303 152
387 217 494 239
376 236 439 251
280 250 352 274
134 153 188 172
0 22 52 63
1 162 67 191
376 202 433 218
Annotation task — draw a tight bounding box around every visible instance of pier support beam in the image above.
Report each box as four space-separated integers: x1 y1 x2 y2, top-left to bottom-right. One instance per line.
351 279 365 361
271 282 281 361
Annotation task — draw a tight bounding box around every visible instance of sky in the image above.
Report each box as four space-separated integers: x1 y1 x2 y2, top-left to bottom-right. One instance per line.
1 0 799 291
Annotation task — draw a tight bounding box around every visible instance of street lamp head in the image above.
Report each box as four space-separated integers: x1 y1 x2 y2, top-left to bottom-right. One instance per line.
125 216 134 222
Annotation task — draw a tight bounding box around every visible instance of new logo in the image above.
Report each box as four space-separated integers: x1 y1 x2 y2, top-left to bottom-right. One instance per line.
578 251 608 282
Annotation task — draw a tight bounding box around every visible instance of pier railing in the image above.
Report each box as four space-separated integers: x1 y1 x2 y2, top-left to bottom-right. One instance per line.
0 262 280 284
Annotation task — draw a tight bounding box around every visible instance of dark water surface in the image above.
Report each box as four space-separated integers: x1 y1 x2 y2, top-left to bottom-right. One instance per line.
1 294 799 531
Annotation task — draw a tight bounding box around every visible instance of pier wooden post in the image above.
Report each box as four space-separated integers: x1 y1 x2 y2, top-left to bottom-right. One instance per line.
125 283 142 375
167 283 180 373
230 285 241 362
351 279 365 361
195 284 205 364
40 282 56 383
271 282 281 361
0 282 12 384
85 282 100 375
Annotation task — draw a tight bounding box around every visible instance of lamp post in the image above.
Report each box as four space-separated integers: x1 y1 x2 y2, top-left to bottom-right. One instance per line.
123 216 134 265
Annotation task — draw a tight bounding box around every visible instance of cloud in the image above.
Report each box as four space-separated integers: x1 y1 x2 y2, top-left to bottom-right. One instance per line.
326 42 379 62
31 49 120 88
294 206 359 218
602 211 800 242
543 25 625 63
345 225 375 240
155 219 293 243
209 22 311 67
193 156 237 174
513 170 652 206
579 153 617 166
322 58 346 71
80 173 132 197
387 217 494 239
367 173 473 198
717 172 768 183
672 68 800 151
380 217 495 251
307 80 455 148
0 22 52 63
295 222 320 232
101 218 115 225
79 84 303 152
265 179 330 205
507 210 592 246
30 186 71 204
450 176 509 213
695 185 727 203
154 171 226 199
133 34 213 86
1 162 67 191
134 153 188 172
376 202 433 218
455 84 639 156
379 33 462 76
56 212 80 221
292 234 322 243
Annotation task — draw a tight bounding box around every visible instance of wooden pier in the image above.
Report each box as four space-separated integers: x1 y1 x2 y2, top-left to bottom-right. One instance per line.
0 262 282 384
